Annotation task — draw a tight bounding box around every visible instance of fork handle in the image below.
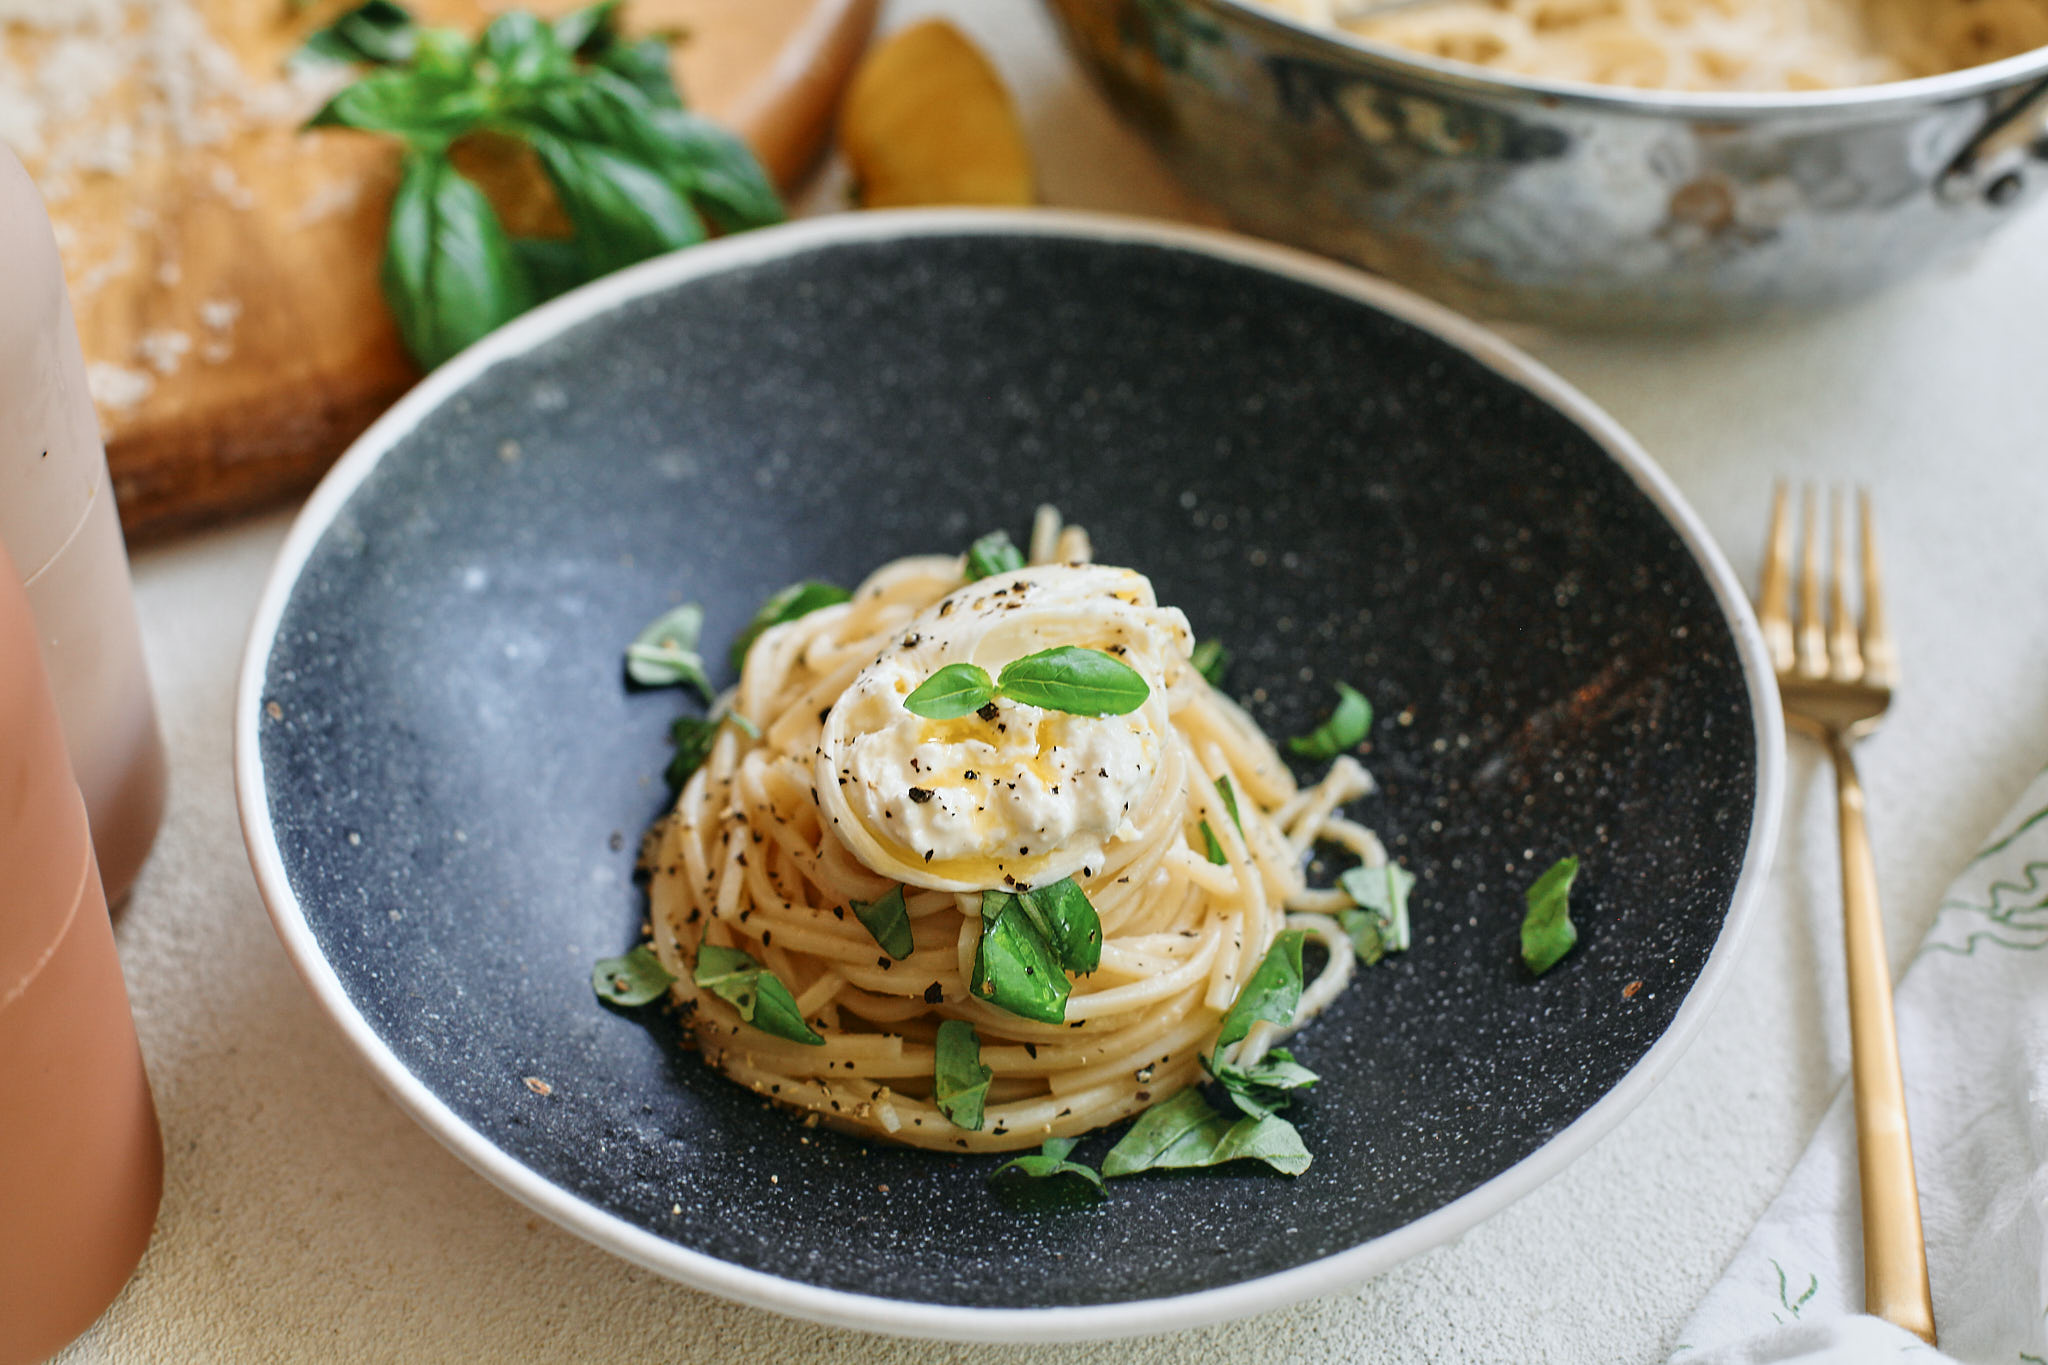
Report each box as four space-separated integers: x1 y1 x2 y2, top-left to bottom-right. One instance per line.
1826 731 1936 1345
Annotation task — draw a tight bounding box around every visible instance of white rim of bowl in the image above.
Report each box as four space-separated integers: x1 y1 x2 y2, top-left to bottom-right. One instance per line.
235 207 1786 1344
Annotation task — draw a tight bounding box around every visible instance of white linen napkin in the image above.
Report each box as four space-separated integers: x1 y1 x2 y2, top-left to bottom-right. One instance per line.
1672 765 2048 1363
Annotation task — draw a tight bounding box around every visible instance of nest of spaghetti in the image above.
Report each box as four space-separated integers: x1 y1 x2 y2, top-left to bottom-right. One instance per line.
643 514 1380 1152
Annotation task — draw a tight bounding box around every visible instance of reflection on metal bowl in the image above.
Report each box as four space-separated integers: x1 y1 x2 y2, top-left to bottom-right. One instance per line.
1044 0 2048 324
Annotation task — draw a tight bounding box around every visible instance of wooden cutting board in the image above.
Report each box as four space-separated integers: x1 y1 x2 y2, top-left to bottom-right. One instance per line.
17 0 875 542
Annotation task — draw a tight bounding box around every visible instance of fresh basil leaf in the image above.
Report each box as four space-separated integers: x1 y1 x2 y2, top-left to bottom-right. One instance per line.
903 662 996 719
729 580 852 672
1521 855 1580 976
1016 877 1101 975
1215 775 1241 831
309 67 491 143
1287 681 1372 760
990 1136 1105 1196
1101 1087 1311 1177
645 107 783 228
478 10 571 85
995 646 1150 717
964 529 1025 581
972 891 1070 1024
851 885 914 960
665 714 718 791
1338 861 1415 959
552 0 622 55
1190 637 1229 688
410 26 474 77
1214 1047 1319 1120
378 151 534 369
510 235 591 302
624 602 712 695
595 35 684 107
1212 929 1306 1061
933 1019 992 1131
1199 820 1227 866
525 126 707 274
591 944 674 1006
299 0 418 67
693 944 822 1044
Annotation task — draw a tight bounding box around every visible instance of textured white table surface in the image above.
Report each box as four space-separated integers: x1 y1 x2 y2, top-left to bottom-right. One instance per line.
62 1 2048 1360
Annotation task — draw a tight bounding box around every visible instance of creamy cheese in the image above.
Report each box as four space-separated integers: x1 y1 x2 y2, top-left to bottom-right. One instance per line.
816 562 1193 893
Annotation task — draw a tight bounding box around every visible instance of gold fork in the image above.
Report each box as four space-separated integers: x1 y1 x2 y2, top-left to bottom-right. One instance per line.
1758 486 1934 1345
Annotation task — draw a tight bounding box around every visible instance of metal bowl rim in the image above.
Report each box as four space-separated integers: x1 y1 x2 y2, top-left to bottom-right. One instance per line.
1197 0 2048 119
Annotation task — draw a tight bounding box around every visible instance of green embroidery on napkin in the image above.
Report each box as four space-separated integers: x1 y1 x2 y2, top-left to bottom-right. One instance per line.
1928 860 2048 956
1770 1259 1817 1323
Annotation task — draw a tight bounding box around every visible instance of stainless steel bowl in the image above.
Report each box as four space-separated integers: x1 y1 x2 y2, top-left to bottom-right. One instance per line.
1045 0 2048 324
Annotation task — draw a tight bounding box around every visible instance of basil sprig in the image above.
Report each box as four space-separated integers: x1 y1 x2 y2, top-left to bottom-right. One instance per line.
933 1019 992 1131
902 647 1150 720
971 891 1072 1024
964 529 1026 581
1288 681 1372 760
851 885 913 960
590 943 674 1006
1101 1087 1311 1178
729 580 852 672
625 601 711 694
1338 862 1416 965
990 1137 1105 1197
1190 638 1229 688
303 1 782 369
693 944 822 1044
1521 855 1580 975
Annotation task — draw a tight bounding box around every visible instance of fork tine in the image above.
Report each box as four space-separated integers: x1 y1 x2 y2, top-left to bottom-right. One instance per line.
1759 482 1794 672
1796 484 1828 677
1860 490 1898 690
1828 488 1864 681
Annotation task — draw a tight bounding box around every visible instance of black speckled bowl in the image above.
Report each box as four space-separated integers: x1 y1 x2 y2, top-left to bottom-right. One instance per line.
237 211 1783 1341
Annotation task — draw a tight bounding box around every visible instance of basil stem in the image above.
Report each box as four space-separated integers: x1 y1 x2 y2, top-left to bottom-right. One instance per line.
1288 681 1372 760
851 885 914 960
1521 856 1581 976
933 1019 992 1131
902 662 997 719
693 944 822 1044
971 891 1070 1024
591 944 674 1006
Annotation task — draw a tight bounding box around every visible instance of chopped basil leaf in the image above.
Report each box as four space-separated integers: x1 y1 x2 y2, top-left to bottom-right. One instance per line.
1191 637 1229 688
1101 1087 1311 1178
1212 929 1306 1063
1287 681 1372 760
1521 855 1580 975
1338 861 1415 962
1016 877 1102 975
1215 774 1242 831
1214 1047 1318 1121
590 944 674 1006
851 885 913 960
902 662 997 719
964 529 1026 581
729 580 853 672
625 602 712 696
933 1019 992 1131
971 891 1071 1024
665 714 719 790
990 1136 1105 1196
1200 820 1228 866
692 944 823 1044
994 646 1149 717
